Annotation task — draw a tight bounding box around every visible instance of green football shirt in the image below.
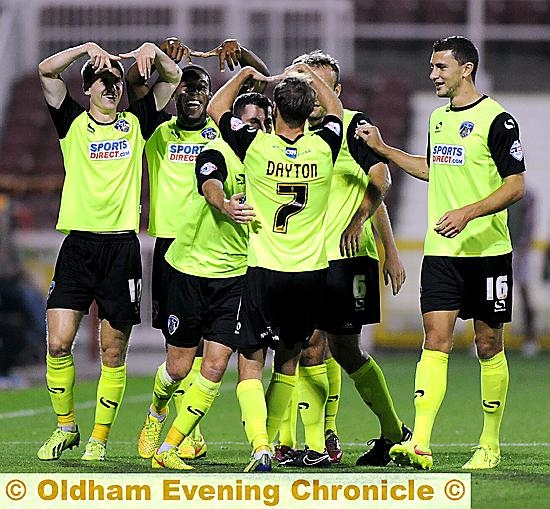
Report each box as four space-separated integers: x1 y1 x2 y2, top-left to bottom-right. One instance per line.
165 137 248 277
145 118 219 237
426 96 525 257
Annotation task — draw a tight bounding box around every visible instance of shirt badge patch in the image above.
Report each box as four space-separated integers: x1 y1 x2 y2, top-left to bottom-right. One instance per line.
201 127 218 140
459 121 474 138
509 140 524 161
114 119 130 133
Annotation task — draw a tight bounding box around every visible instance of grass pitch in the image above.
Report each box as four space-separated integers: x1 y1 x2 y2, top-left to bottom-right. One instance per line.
1 351 549 508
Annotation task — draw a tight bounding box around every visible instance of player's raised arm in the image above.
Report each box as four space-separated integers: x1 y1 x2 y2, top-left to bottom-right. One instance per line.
38 42 120 108
207 66 269 124
120 42 182 111
355 123 429 181
126 37 191 104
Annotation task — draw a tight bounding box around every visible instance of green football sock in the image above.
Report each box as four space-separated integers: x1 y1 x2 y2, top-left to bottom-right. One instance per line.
46 353 76 427
478 350 509 453
172 372 219 436
266 372 296 443
350 356 402 441
95 364 126 433
298 364 328 453
151 362 179 415
412 349 449 449
324 356 342 434
173 356 203 439
278 383 298 449
237 378 269 452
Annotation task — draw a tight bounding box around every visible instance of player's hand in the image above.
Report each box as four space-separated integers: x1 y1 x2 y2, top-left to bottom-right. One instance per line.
120 42 157 80
383 253 406 295
190 39 242 72
340 218 363 258
223 193 255 224
159 37 191 65
434 208 471 238
355 122 386 153
85 42 121 73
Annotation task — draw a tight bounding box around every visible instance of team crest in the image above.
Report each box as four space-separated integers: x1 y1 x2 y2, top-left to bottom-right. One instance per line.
509 140 524 161
285 147 297 159
114 119 130 133
167 314 179 335
459 121 474 138
48 281 55 297
201 127 218 140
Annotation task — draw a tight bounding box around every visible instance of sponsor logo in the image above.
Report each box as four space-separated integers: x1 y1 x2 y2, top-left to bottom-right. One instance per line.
298 402 310 410
285 147 297 159
167 143 204 162
167 314 179 335
201 127 218 140
434 121 442 133
414 390 425 398
303 454 330 466
199 162 218 176
114 118 130 133
99 397 119 409
235 173 245 185
459 120 474 138
87 123 95 134
431 144 465 165
88 139 131 160
504 118 515 130
327 395 339 403
230 117 246 131
482 399 501 409
187 406 205 417
325 121 341 136
47 386 65 394
509 140 523 161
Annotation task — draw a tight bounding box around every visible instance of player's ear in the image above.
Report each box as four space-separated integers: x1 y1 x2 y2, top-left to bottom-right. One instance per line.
462 62 474 79
334 83 342 97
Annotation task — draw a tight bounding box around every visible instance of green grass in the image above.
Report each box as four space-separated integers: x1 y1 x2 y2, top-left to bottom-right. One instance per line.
1 351 549 508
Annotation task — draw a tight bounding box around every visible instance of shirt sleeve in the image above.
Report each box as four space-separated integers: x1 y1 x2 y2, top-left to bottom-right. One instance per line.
127 91 170 140
347 112 388 172
47 92 85 139
195 148 228 195
311 115 343 164
218 111 258 162
488 112 526 178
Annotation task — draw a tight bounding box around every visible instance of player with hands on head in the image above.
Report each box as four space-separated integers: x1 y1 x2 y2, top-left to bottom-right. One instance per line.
37 40 181 462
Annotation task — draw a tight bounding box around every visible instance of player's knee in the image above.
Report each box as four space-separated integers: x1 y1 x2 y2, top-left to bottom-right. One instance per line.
201 360 227 383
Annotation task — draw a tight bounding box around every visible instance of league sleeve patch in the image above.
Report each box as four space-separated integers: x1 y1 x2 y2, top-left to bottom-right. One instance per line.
230 117 246 131
324 121 341 136
199 162 218 175
509 140 523 161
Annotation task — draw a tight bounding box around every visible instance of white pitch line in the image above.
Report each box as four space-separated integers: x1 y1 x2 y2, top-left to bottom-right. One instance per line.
1 384 236 420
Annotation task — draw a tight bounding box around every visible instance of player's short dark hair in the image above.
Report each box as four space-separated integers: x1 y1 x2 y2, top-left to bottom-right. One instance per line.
180 64 211 91
433 36 479 81
81 59 124 91
273 75 315 129
233 92 272 119
292 50 340 85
